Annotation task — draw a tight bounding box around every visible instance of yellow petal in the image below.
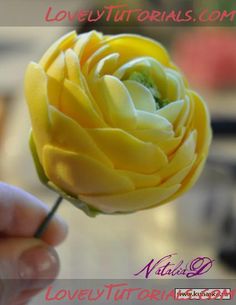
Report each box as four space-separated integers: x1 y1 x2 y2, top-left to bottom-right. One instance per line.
64 49 84 87
80 184 180 213
46 52 65 108
48 106 112 167
165 69 185 100
158 130 197 179
104 34 170 66
189 91 212 154
157 133 185 155
181 93 195 134
156 100 184 125
136 110 172 131
161 156 196 187
175 95 191 134
129 129 174 145
64 49 101 115
82 44 111 75
131 127 184 156
87 128 168 174
166 154 206 202
60 79 105 128
100 75 137 129
43 145 134 196
117 170 161 188
92 53 119 77
64 49 104 115
73 30 103 65
24 62 50 160
47 76 62 108
123 80 156 112
47 52 65 82
40 31 77 70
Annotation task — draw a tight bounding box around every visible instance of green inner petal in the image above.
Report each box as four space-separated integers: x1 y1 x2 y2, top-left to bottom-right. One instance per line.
127 71 169 109
155 97 170 109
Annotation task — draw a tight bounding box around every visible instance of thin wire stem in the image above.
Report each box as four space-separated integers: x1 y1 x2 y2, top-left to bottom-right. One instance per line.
34 196 63 238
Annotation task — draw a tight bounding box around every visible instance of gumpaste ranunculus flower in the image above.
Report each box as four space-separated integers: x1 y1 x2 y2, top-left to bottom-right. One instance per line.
25 31 212 216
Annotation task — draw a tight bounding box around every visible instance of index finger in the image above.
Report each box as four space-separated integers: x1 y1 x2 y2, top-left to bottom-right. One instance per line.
0 182 68 246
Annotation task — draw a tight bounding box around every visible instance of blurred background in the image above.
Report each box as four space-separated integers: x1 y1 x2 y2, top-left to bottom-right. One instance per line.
0 0 236 283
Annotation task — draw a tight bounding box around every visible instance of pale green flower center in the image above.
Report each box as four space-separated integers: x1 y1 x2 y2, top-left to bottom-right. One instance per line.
127 71 169 109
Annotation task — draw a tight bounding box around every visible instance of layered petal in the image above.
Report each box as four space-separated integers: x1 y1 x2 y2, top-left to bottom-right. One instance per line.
104 34 170 66
117 170 161 188
73 31 103 66
123 80 156 112
136 110 172 131
99 75 137 129
157 99 185 125
166 154 207 203
189 91 212 154
79 184 180 213
64 49 84 87
48 106 112 167
158 131 197 180
40 31 77 70
87 128 168 174
25 62 50 160
60 79 105 128
43 145 134 196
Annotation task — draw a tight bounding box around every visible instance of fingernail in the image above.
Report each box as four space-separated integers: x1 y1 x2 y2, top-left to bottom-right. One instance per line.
18 245 59 280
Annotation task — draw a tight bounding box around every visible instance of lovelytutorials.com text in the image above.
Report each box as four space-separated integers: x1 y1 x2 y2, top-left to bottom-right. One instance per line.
45 4 236 24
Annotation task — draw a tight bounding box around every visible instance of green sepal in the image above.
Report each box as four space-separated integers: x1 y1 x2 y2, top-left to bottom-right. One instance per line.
47 182 102 218
29 132 49 185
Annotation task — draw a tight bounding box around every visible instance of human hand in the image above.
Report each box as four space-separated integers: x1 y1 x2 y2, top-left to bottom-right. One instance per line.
0 182 68 305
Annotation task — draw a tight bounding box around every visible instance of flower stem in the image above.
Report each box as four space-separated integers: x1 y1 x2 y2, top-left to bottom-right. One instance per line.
34 196 63 238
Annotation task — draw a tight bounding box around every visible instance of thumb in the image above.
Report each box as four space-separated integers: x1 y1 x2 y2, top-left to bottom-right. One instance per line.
0 238 59 305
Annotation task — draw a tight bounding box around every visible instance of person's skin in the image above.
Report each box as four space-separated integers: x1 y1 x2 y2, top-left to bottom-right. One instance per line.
0 182 68 305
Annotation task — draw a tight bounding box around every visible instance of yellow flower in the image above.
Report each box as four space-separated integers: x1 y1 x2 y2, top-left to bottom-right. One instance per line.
25 31 211 215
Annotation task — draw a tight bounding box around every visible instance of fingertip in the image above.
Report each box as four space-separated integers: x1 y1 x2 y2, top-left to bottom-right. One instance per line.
0 238 60 304
40 214 68 246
